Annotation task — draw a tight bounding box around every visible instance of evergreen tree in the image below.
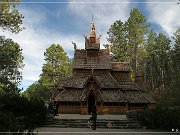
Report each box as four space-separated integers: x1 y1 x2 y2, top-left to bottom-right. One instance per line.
145 32 171 99
40 44 72 89
0 36 24 93
144 30 157 90
126 8 149 72
172 27 180 74
0 0 24 33
25 44 72 102
107 20 128 61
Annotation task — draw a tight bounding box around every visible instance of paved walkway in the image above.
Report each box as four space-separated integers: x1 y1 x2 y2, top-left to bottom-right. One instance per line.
54 114 127 120
34 114 176 135
34 128 174 135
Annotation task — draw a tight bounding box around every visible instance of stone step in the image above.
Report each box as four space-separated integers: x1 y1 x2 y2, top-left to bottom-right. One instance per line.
44 118 142 129
46 121 136 125
43 125 139 129
46 122 138 126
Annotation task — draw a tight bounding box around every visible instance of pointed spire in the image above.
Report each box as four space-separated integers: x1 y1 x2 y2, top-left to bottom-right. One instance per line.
85 17 100 49
90 16 96 38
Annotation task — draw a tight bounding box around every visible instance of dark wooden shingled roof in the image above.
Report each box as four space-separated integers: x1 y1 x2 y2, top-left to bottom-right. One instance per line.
112 76 141 90
101 89 127 102
58 77 69 89
141 92 156 103
111 62 131 71
55 76 154 103
58 72 120 89
94 72 119 89
73 49 111 69
58 75 89 89
54 89 83 101
80 90 103 102
122 91 151 103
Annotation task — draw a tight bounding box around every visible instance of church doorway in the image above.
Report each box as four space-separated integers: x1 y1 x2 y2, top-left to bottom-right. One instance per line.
88 93 95 114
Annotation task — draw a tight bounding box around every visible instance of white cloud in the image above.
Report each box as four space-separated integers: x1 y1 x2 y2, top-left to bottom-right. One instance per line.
0 1 132 90
0 6 82 90
67 0 131 46
146 1 180 36
19 5 47 27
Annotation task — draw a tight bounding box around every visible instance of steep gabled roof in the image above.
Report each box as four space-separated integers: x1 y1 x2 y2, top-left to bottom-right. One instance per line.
111 62 131 71
112 76 141 90
94 72 119 89
58 72 120 89
141 92 156 103
58 77 70 89
101 89 127 102
54 89 83 101
58 75 89 89
73 49 111 69
122 91 150 103
80 78 102 102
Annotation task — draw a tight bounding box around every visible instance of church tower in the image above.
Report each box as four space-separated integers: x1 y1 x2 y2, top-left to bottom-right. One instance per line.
85 19 101 50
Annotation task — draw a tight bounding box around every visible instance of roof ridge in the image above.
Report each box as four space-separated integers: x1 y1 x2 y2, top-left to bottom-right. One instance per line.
83 75 101 89
80 77 103 101
139 91 151 103
54 89 65 101
108 72 120 88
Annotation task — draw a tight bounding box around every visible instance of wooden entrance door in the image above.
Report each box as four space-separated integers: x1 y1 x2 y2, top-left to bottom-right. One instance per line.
88 93 95 114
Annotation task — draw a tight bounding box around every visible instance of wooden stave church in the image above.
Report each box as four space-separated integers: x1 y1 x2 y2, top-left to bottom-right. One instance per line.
53 20 155 114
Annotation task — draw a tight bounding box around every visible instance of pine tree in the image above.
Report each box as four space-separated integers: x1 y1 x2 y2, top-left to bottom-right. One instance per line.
107 20 128 61
126 8 149 72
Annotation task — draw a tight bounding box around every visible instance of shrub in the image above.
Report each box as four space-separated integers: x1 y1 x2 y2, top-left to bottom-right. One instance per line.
138 107 180 130
0 92 47 133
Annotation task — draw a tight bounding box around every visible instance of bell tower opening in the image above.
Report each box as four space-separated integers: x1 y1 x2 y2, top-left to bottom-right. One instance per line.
88 92 95 114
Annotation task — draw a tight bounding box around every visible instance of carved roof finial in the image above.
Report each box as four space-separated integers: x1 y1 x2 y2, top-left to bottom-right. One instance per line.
72 41 77 50
104 44 113 54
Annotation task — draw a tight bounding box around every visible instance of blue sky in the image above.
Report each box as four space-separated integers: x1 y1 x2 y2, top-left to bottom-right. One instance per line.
0 0 180 90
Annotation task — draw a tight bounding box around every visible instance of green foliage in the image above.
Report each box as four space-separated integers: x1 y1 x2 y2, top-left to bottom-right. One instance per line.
0 36 24 93
172 28 180 76
144 32 172 100
0 92 47 132
108 8 180 129
107 20 128 61
126 8 149 72
0 0 48 133
0 0 24 33
42 44 72 77
138 107 180 130
130 71 135 81
24 81 52 102
107 8 149 72
24 44 72 102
